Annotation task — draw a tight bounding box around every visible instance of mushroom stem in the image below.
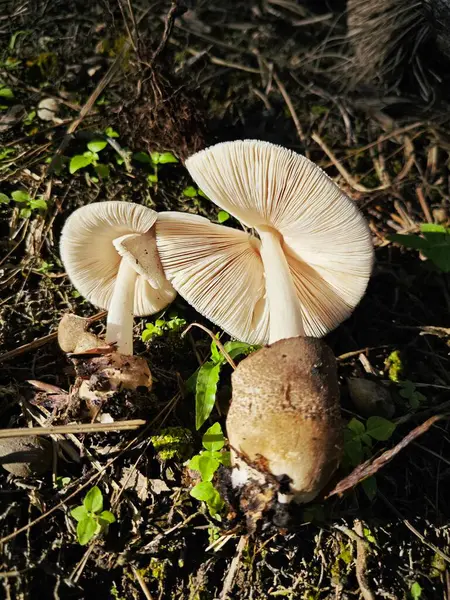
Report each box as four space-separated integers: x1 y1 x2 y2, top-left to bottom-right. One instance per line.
258 228 305 343
105 259 137 355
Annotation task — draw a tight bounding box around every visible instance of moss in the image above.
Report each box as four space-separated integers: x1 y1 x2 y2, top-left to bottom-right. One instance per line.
385 350 404 382
151 426 193 461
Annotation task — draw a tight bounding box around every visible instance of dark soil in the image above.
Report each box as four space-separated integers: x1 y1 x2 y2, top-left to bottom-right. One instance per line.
1 1 450 599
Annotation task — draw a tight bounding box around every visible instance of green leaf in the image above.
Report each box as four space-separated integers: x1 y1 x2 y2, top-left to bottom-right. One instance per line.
133 151 152 164
71 505 88 522
195 361 222 430
420 223 447 234
83 486 103 513
410 582 422 600
347 418 365 435
190 481 216 502
198 454 220 481
0 87 14 99
158 151 178 164
361 476 377 501
197 189 208 199
77 516 97 545
388 233 429 251
343 429 363 467
150 151 161 164
70 154 93 174
218 451 231 467
29 198 47 211
202 422 225 452
210 336 222 364
185 369 199 395
206 487 224 517
0 193 10 204
366 416 396 441
183 186 197 198
19 208 31 219
147 173 158 184
223 341 259 360
87 140 107 153
56 475 71 488
105 126 119 138
188 454 201 471
361 433 373 448
11 190 30 203
217 210 230 223
95 163 110 179
99 510 115 524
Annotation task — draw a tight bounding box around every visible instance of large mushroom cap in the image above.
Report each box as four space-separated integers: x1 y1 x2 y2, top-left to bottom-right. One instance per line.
226 336 343 504
60 201 176 316
157 140 373 344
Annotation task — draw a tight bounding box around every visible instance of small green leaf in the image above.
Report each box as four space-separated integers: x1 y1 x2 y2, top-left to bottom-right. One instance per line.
70 154 93 174
158 151 178 164
363 527 376 543
0 193 10 204
190 481 216 501
87 140 107 153
71 505 88 522
183 186 197 198
410 582 422 599
0 87 14 99
210 336 222 364
19 208 31 219
388 233 429 251
217 210 230 223
223 341 259 360
105 126 119 138
347 418 365 435
366 416 396 441
188 454 201 471
95 163 110 179
420 223 447 234
11 190 30 203
150 151 161 164
147 173 158 184
77 516 97 545
29 198 47 211
197 189 208 199
99 510 116 524
198 454 220 481
218 451 231 467
83 486 103 513
56 475 71 488
361 476 377 501
202 422 225 452
133 151 152 164
195 361 222 430
361 433 373 448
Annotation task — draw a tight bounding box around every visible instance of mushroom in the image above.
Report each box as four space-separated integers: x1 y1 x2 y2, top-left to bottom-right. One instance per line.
0 436 52 478
154 140 374 515
156 140 374 345
226 336 342 508
60 201 176 355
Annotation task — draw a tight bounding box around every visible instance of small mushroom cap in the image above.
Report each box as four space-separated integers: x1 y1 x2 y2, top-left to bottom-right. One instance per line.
60 201 176 316
0 436 52 478
58 313 103 353
167 140 373 342
226 336 343 503
156 212 268 344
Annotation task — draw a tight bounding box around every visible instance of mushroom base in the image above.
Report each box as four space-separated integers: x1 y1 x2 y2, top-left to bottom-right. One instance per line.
226 336 344 530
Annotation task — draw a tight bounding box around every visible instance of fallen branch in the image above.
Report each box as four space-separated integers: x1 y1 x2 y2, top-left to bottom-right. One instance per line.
0 420 146 439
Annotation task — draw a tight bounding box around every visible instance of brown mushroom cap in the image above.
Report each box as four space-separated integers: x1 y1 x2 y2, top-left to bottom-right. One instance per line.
226 336 343 503
0 436 52 477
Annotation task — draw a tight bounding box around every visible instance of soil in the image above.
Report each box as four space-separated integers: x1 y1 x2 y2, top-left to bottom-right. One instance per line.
0 1 450 599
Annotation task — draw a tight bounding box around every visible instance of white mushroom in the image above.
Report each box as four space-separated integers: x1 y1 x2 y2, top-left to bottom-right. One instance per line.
156 140 374 345
60 201 176 355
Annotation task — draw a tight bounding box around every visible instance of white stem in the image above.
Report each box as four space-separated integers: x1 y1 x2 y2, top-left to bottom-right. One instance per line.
259 228 305 343
105 259 136 355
